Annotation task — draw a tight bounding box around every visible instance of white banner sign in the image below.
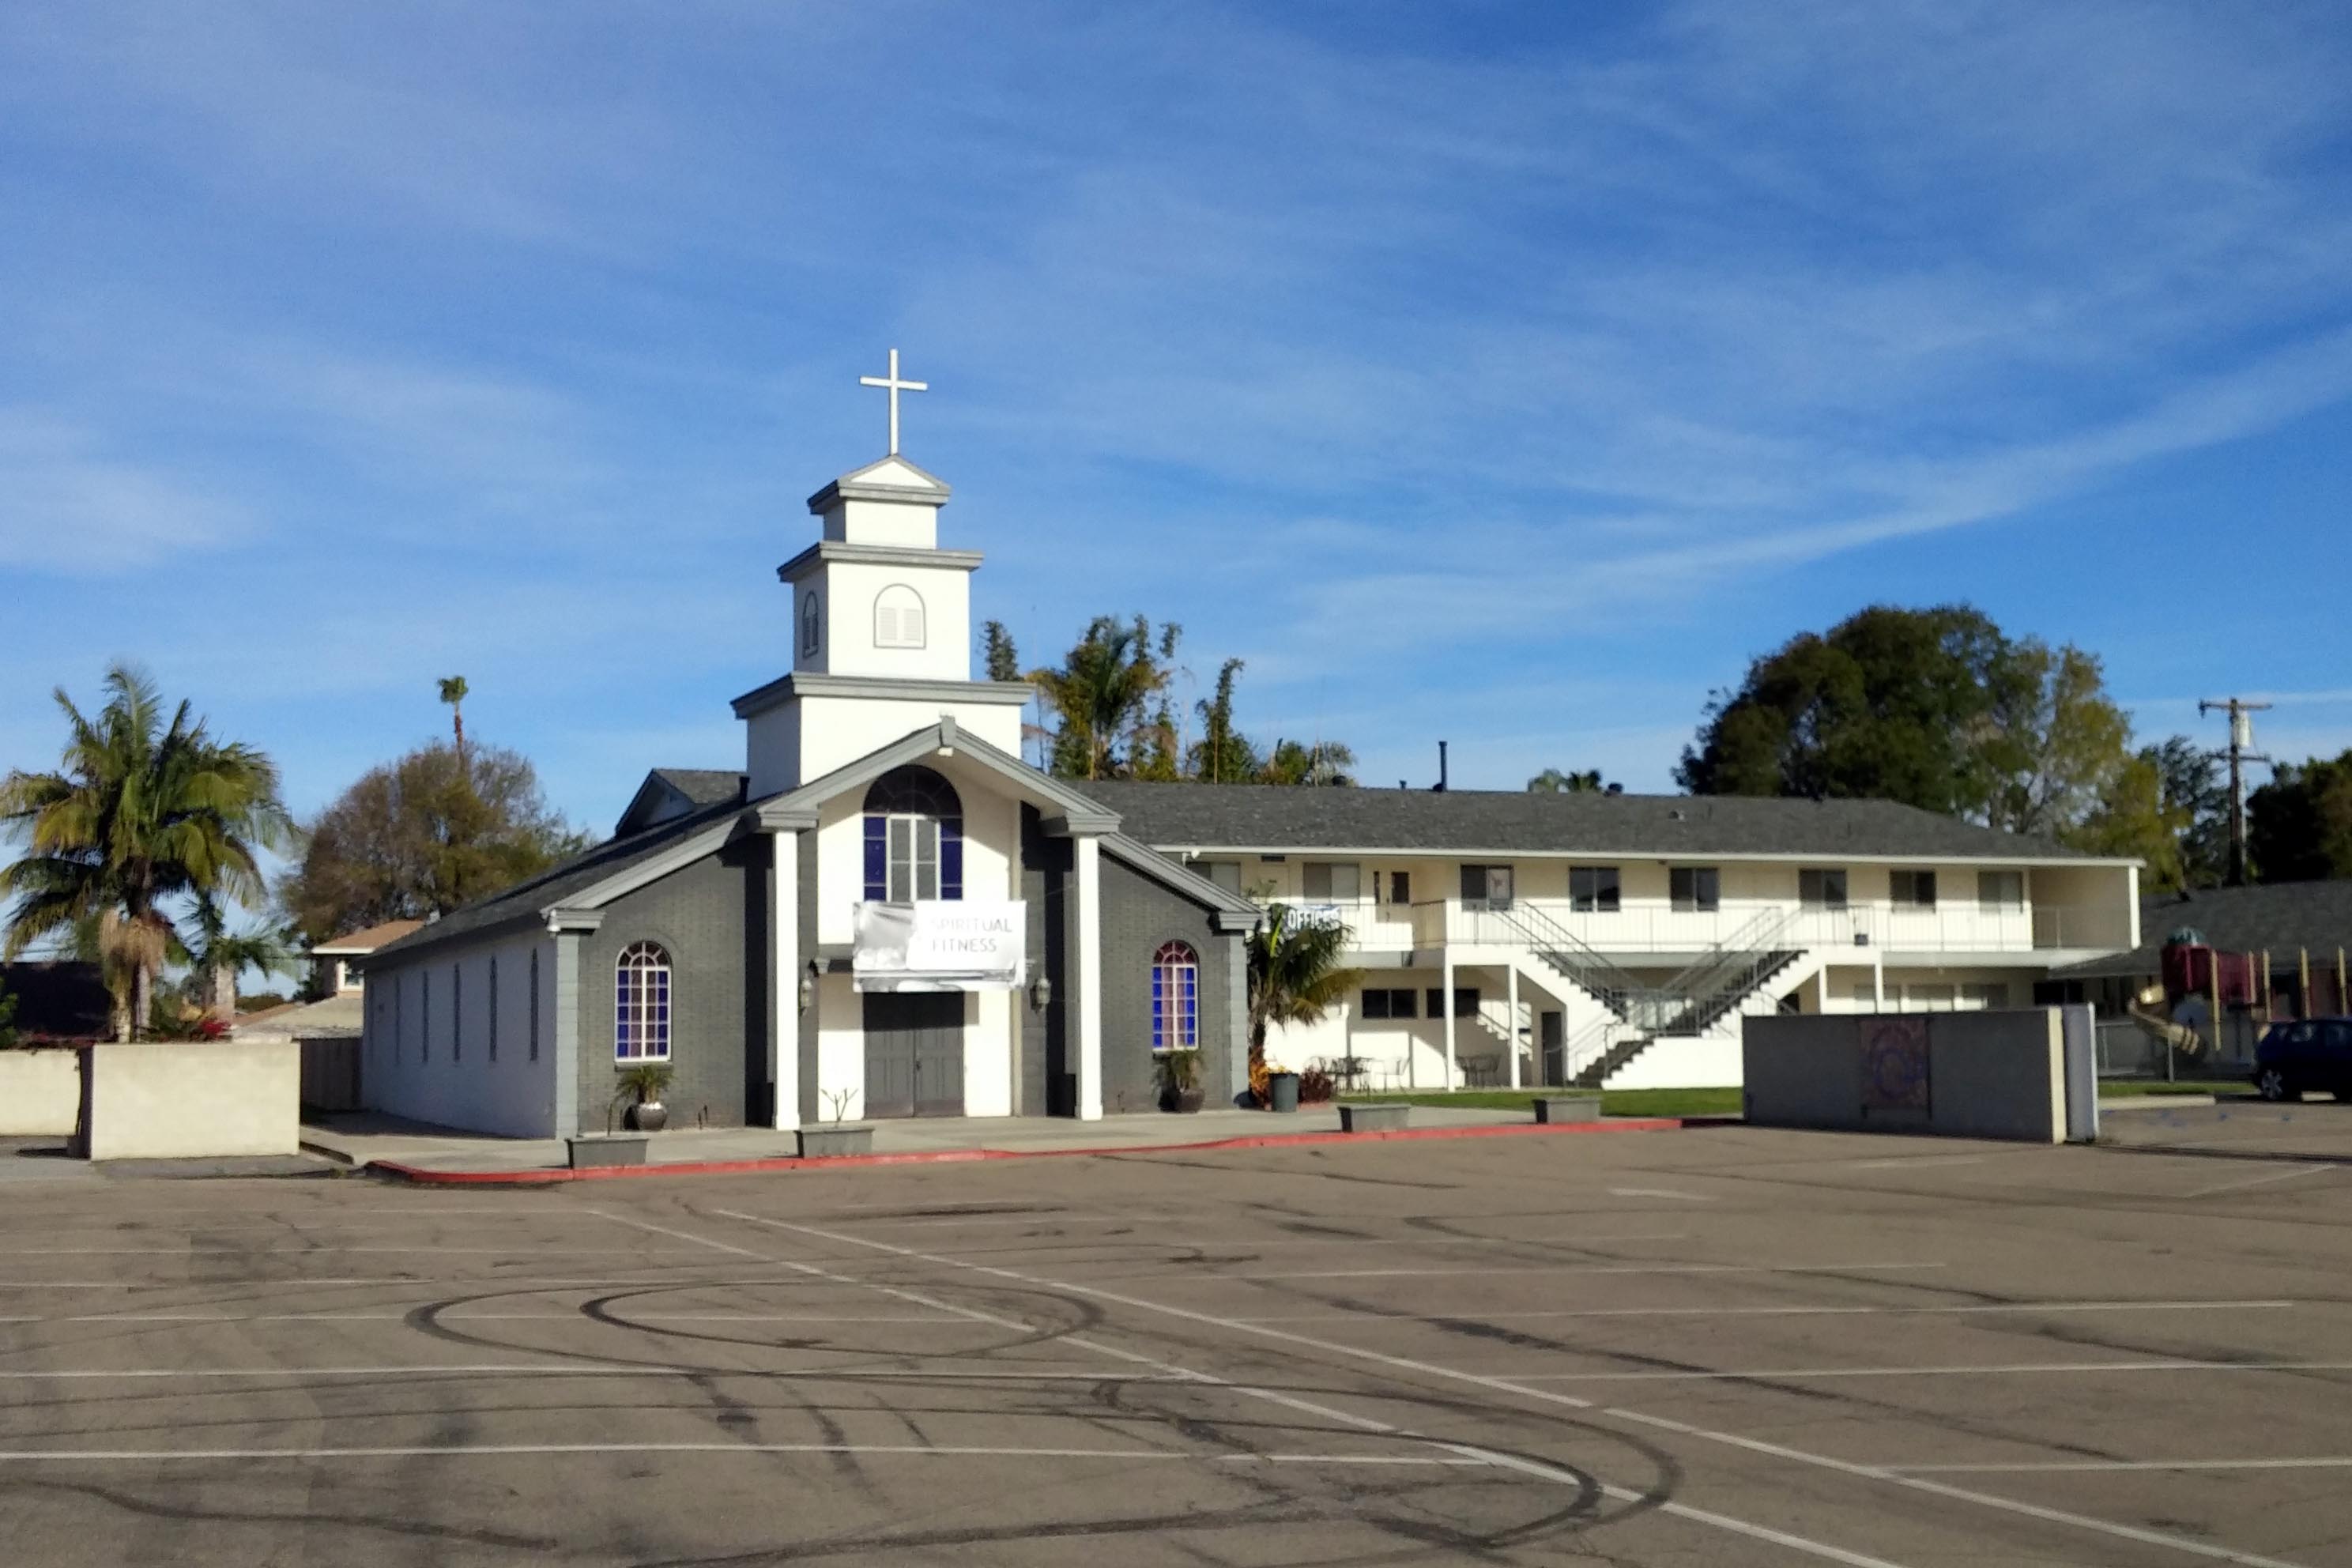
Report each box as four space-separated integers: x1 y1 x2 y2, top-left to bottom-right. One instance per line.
853 899 1026 993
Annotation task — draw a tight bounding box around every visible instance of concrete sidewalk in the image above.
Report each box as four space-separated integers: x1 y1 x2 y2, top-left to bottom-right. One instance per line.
303 1102 1576 1178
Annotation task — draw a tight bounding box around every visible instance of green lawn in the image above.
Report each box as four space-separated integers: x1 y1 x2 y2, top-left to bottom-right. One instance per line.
1337 1086 1744 1118
2095 1079 2255 1099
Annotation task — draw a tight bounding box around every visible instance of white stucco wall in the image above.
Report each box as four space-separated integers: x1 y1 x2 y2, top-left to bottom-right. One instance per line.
364 933 558 1136
806 560 974 684
757 696 1023 794
0 1049 81 1136
82 1038 300 1159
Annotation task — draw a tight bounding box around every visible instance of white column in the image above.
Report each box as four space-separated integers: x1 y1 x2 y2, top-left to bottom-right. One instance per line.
1074 833 1103 1121
1871 956 1885 1012
771 828 799 1130
1506 963 1521 1089
1441 956 1457 1089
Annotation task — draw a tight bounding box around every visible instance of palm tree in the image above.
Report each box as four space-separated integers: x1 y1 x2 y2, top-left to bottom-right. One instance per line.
0 665 288 1038
1262 738 1358 787
439 676 469 761
1246 905 1364 1103
1528 767 1607 793
187 895 297 1020
1029 617 1173 780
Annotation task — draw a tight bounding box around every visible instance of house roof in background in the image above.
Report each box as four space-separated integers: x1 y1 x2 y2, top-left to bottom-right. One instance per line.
1072 782 2105 865
236 991 365 1039
312 918 424 955
2052 880 2352 978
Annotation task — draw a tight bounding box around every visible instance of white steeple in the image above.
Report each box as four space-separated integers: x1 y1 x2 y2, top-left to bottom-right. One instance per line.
732 352 1029 795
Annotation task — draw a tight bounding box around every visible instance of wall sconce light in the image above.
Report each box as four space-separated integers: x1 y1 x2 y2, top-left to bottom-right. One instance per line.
799 960 819 1012
1029 971 1053 1012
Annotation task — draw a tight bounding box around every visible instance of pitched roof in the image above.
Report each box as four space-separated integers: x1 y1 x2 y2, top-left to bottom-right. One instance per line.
1072 782 2103 864
2052 880 2352 978
614 768 747 835
311 919 425 955
368 797 746 966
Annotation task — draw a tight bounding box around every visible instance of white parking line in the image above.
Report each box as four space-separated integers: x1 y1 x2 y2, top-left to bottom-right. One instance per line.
0 1273 808 1289
2184 1164 2335 1199
0 1364 1184 1382
1891 1457 2352 1474
1845 1155 1987 1170
0 1247 719 1257
695 1209 1913 1568
0 1311 965 1324
1607 1187 1716 1200
1506 1359 2352 1383
1130 1260 1944 1283
741 1211 2300 1568
1227 1299 2294 1324
0 1442 1483 1467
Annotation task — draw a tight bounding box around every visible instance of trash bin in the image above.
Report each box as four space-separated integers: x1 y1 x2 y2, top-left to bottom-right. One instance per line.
1267 1071 1300 1113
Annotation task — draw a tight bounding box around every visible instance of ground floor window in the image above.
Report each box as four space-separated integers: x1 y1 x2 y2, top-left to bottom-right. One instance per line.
1151 941 1198 1051
1427 986 1480 1019
1361 986 1417 1019
616 941 673 1061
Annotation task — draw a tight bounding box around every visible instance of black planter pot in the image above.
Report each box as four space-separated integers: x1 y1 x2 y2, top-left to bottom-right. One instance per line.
1159 1086 1206 1114
624 1100 668 1133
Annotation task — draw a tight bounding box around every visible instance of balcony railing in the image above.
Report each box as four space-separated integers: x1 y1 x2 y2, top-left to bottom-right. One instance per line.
1321 896 2127 956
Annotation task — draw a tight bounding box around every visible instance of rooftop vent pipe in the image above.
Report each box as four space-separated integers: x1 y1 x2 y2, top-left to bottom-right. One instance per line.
1432 741 1449 793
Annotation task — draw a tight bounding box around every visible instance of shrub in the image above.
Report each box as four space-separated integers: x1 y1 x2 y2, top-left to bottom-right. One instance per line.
1297 1065 1335 1104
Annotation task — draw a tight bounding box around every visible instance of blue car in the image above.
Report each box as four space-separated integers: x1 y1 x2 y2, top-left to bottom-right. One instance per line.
2253 1017 2352 1102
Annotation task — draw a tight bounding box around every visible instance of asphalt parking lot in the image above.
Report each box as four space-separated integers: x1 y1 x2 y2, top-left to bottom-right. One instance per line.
4 1112 2351 1566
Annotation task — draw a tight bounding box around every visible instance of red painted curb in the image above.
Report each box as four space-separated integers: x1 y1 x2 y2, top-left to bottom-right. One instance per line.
365 1116 1688 1186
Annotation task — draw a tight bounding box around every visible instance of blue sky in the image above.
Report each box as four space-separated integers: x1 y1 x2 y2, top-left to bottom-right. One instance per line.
6 0 2352 853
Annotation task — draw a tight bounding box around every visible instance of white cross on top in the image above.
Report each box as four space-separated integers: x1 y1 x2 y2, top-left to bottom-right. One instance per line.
858 348 929 456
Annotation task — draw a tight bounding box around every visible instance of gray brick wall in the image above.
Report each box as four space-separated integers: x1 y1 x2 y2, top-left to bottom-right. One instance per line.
575 840 761 1131
1097 851 1241 1115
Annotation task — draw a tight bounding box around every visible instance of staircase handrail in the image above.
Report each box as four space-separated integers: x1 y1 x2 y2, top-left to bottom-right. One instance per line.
1659 904 1796 1000
1477 899 1647 1003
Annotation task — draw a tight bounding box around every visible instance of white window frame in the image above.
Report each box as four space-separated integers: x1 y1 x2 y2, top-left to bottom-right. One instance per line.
1670 866 1721 913
1570 865 1621 913
616 941 673 1062
800 590 821 658
1977 870 2024 913
1891 869 1939 910
873 584 927 650
1800 868 1849 909
1302 861 1360 901
884 815 942 902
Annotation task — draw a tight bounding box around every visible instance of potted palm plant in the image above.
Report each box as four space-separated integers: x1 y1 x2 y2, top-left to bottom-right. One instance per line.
1155 1047 1205 1114
615 1062 673 1132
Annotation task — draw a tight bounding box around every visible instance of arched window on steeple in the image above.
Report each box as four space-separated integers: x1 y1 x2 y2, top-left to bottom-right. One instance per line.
873 584 926 650
863 766 963 902
800 590 822 658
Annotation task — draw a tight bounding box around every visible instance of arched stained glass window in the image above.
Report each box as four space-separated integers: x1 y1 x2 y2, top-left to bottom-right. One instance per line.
1151 940 1199 1053
862 766 963 902
616 941 673 1061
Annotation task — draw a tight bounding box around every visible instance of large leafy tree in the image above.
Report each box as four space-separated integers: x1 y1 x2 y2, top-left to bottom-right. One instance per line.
1245 906 1363 1102
0 665 288 1038
2248 751 2352 884
279 740 592 940
1677 605 2031 816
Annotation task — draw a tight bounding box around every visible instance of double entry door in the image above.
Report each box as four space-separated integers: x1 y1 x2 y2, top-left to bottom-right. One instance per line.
862 993 966 1118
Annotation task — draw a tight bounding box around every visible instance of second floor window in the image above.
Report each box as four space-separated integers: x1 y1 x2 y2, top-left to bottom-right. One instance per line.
1978 870 2024 911
863 765 963 902
1385 871 1412 904
1459 865 1513 906
1670 866 1721 912
1570 865 1621 912
1891 869 1939 909
1800 869 1849 909
1302 861 1360 900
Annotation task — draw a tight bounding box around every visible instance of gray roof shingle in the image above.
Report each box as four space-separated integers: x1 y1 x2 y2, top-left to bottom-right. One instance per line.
1072 782 2098 863
652 768 748 808
368 797 744 966
2053 880 2352 977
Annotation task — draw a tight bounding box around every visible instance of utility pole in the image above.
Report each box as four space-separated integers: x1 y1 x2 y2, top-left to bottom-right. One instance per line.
2199 697 2271 887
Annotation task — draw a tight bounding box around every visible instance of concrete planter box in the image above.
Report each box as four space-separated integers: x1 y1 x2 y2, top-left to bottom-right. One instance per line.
0 1049 81 1137
1339 1102 1410 1133
797 1125 874 1159
567 1134 648 1169
1532 1095 1602 1125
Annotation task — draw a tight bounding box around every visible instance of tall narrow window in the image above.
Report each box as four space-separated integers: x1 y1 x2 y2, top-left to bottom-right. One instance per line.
800 590 821 658
1151 941 1199 1052
394 974 404 1065
1670 867 1721 912
873 584 927 649
616 941 673 1062
488 954 499 1063
862 766 963 902
451 963 462 1061
528 948 541 1062
421 971 432 1063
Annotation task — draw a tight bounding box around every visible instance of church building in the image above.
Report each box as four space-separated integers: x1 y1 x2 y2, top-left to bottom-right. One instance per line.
360 356 1258 1137
360 352 2147 1138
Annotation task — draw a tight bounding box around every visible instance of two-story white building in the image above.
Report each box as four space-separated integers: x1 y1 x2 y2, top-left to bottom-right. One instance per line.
1078 783 2141 1090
